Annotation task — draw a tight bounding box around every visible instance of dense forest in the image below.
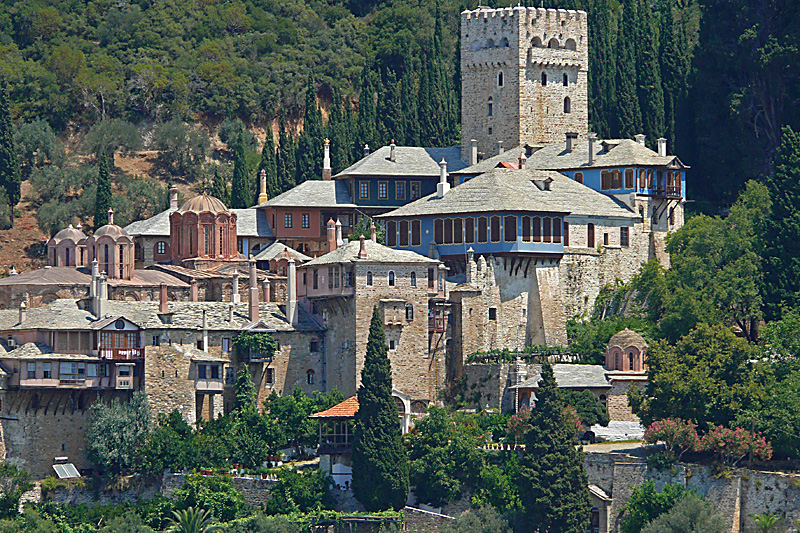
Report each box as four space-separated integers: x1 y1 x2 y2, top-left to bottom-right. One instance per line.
0 0 798 219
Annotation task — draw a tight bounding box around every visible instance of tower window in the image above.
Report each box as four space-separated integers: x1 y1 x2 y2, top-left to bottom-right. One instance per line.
388 271 395 286
541 72 547 86
488 99 493 117
498 71 504 87
564 97 571 113
563 73 568 86
488 127 492 135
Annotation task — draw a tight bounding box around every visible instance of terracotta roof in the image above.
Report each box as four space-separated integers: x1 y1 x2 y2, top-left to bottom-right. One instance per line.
93 223 129 239
50 225 87 244
178 193 229 214
309 396 359 418
607 328 647 349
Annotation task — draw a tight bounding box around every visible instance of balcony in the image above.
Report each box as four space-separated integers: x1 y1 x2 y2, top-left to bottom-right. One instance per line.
429 314 446 333
99 347 145 360
195 378 224 392
652 185 682 198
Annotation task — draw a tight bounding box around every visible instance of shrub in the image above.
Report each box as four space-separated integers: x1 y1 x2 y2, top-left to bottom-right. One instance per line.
640 494 726 533
700 425 772 466
621 481 689 533
0 464 32 519
263 468 332 515
643 418 700 462
172 476 244 522
440 506 512 533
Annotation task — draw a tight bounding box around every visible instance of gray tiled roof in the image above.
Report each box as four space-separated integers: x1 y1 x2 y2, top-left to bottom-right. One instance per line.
254 242 312 262
302 239 440 267
259 180 355 209
124 208 177 237
377 169 636 219
124 207 274 239
0 267 188 288
510 364 612 389
1 342 99 361
335 145 468 178
0 299 322 333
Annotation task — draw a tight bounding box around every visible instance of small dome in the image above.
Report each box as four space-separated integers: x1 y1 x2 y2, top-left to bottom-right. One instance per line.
178 193 229 214
608 328 647 349
52 224 86 243
93 224 129 239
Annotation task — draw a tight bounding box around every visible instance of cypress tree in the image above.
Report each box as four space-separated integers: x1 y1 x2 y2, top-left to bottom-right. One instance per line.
377 69 405 145
354 65 379 159
400 59 420 147
587 0 615 137
0 82 20 225
234 367 257 412
352 306 409 511
327 88 353 173
616 0 643 137
276 110 296 194
519 363 590 533
230 133 249 208
209 166 230 206
417 57 436 145
637 1 665 145
94 152 112 228
259 129 279 200
761 126 800 320
296 76 324 184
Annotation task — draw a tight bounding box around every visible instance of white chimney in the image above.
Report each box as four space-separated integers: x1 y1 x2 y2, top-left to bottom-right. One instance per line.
565 132 578 153
436 159 450 198
107 208 114 226
635 134 646 146
497 140 504 155
287 258 298 327
363 144 370 156
94 273 107 317
470 139 478 166
657 137 667 157
170 185 178 209
335 218 343 247
518 153 527 170
228 304 234 322
323 139 332 180
248 255 258 322
232 271 240 303
588 132 597 165
258 169 269 204
18 301 26 325
90 258 99 299
202 309 208 353
389 140 396 162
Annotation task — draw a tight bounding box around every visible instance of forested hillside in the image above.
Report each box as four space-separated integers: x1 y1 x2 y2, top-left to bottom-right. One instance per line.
0 0 797 228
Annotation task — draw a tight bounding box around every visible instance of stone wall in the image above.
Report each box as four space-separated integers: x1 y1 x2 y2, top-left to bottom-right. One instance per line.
250 330 325 406
143 345 198 424
403 507 455 532
162 473 278 508
605 378 645 423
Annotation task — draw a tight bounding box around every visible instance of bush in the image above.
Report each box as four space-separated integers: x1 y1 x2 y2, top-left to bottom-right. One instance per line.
440 506 512 533
263 468 332 515
562 389 610 428
643 419 700 462
0 464 32 519
640 494 726 533
173 475 244 522
700 425 772 466
621 481 689 533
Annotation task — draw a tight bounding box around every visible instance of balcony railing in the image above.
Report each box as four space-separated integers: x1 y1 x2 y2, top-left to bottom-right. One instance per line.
99 347 145 360
429 315 446 333
654 185 682 197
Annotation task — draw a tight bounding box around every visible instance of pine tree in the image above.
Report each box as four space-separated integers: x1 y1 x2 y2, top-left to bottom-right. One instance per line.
637 0 665 145
94 152 112 228
352 306 409 511
616 0 643 137
296 76 324 184
761 126 800 320
0 82 20 225
519 363 590 533
276 110 296 194
259 129 279 200
230 133 249 208
234 367 257 412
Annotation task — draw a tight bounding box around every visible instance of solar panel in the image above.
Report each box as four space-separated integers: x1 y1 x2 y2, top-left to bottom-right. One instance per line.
52 463 81 479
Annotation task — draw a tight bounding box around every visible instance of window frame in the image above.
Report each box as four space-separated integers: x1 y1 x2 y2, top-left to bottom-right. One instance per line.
395 181 406 201
378 181 388 199
620 226 630 247
284 213 292 229
359 181 370 200
410 181 421 200
574 172 583 184
302 213 310 229
504 215 517 242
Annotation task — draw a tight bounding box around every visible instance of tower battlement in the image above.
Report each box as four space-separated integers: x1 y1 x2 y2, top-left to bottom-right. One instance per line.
461 6 588 161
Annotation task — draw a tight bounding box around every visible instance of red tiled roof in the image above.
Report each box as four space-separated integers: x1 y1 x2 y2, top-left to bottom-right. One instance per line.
309 396 359 418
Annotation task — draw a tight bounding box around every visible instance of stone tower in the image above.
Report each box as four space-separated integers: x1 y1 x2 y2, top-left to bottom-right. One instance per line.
460 6 589 161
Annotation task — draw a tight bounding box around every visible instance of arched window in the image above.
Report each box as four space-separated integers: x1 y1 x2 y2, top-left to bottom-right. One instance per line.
405 303 414 321
588 223 595 248
157 241 166 255
487 97 493 117
65 247 70 266
541 72 547 86
532 36 543 47
487 38 495 48
574 172 583 184
563 73 568 86
104 244 109 266
614 353 619 370
410 272 416 287
498 71 504 87
307 370 315 385
639 169 647 189
366 271 373 286
388 271 395 286
565 38 577 50
564 97 571 113
548 38 559 48
628 352 634 371
499 37 509 47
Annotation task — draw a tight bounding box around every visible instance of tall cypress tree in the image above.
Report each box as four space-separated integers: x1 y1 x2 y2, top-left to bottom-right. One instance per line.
296 76 324 184
519 363 590 533
616 0 643 137
637 0 665 145
209 165 230 206
94 152 112 228
0 82 20 225
259 129 279 200
400 58 420 147
587 0 615 137
276 110 296 194
352 306 409 511
354 65 379 159
327 88 353 173
377 69 405 145
230 133 249 208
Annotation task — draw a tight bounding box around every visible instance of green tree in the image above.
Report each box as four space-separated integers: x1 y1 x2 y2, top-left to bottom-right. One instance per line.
230 133 250 208
167 507 221 533
276 111 296 194
263 388 344 457
562 389 610 427
518 363 590 533
234 368 257 412
87 391 152 475
82 118 141 163
621 481 689 533
750 513 782 533
173 476 243 523
95 152 112 228
0 83 20 225
354 65 379 159
140 410 194 478
295 76 324 184
640 494 726 533
636 3 665 145
14 118 64 180
100 512 156 533
352 306 409 511
0 464 32 519
440 506 512 533
259 130 278 200
208 166 231 207
152 120 210 181
615 0 642 137
263 468 332 515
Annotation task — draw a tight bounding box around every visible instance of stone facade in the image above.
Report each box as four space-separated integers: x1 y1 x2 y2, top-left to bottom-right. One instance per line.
249 330 325 406
461 6 588 160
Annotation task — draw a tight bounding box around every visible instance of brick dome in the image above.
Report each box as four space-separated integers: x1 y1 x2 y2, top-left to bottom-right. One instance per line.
607 328 647 349
178 193 229 215
51 224 86 244
93 223 129 239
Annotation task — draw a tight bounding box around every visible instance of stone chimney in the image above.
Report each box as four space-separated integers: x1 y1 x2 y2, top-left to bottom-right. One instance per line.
363 144 370 156
170 185 179 209
90 259 99 299
190 278 198 302
159 283 168 313
323 139 332 180
18 301 26 325
107 208 114 226
202 309 208 353
657 138 667 157
327 218 337 252
470 139 478 166
370 222 377 242
287 258 298 327
258 169 269 205
335 218 343 247
94 273 107 317
436 159 450 198
565 132 578 153
635 134 646 146
228 304 234 322
389 140 396 162
466 247 476 284
262 278 270 303
518 153 527 170
497 140 504 155
232 271 241 303
588 132 597 165
357 235 367 259
248 255 259 322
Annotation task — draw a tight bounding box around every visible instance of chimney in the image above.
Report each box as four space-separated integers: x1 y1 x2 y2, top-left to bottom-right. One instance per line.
262 278 270 302
497 140 504 155
518 153 527 170
389 140 396 162
287 258 298 327
635 134 646 146
170 185 179 209
357 235 367 259
107 208 114 226
228 304 234 322
202 309 208 353
94 273 107 317
588 132 597 165
248 255 259 322
466 247 476 284
90 259 99 299
9 266 16 276
335 218 343 247
190 278 198 302
326 218 337 252
370 222 377 242
18 301 26 325
657 137 667 157
258 169 269 205
470 139 478 166
323 139 332 180
436 158 450 198
159 283 168 313
231 271 240 303
363 144 370 156
565 132 578 153
428 240 439 259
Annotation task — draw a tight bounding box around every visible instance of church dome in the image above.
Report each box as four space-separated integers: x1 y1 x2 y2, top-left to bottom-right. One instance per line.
178 193 229 214
93 224 129 239
51 224 86 244
608 328 647 349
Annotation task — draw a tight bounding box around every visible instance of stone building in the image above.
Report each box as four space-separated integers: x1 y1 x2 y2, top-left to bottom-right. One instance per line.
169 193 239 264
603 328 648 423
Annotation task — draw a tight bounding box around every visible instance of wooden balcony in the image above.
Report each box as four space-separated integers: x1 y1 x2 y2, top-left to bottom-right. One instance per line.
652 186 682 198
195 378 224 392
99 347 145 360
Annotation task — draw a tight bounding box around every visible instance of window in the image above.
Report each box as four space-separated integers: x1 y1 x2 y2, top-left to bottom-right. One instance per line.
386 221 397 246
226 367 235 384
378 181 388 199
533 217 541 242
522 216 531 241
657 171 664 190
410 182 421 200
647 170 654 188
487 98 493 117
310 340 319 352
639 169 647 189
489 308 497 320
389 340 396 350
211 365 220 379
490 216 501 242
43 362 51 379
27 362 35 379
198 364 207 379
411 220 421 246
410 272 416 287
611 170 622 189
157 241 166 255
504 215 516 242
444 218 453 244
118 365 130 377
615 354 619 370
345 271 354 287
564 222 569 246
307 370 315 385
669 207 675 226
498 71 504 87
563 73 568 86
203 226 210 255
313 269 318 289
588 223 595 248
434 218 444 244
553 218 562 244
266 368 274 384
464 218 475 244
223 338 230 352
366 271 373 285
620 227 630 247
564 97 571 113
628 352 634 371
396 182 406 200
453 218 463 244
625 169 634 189
302 214 310 228
574 172 583 184
388 271 395 286
359 181 369 199
541 72 547 85
284 213 292 228
488 127 492 135
601 171 610 190
152 335 160 346
478 217 488 243
543 217 552 243
604 232 609 246
405 303 414 320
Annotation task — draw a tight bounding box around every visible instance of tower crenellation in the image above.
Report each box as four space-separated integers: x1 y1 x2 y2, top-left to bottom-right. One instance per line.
461 6 588 161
